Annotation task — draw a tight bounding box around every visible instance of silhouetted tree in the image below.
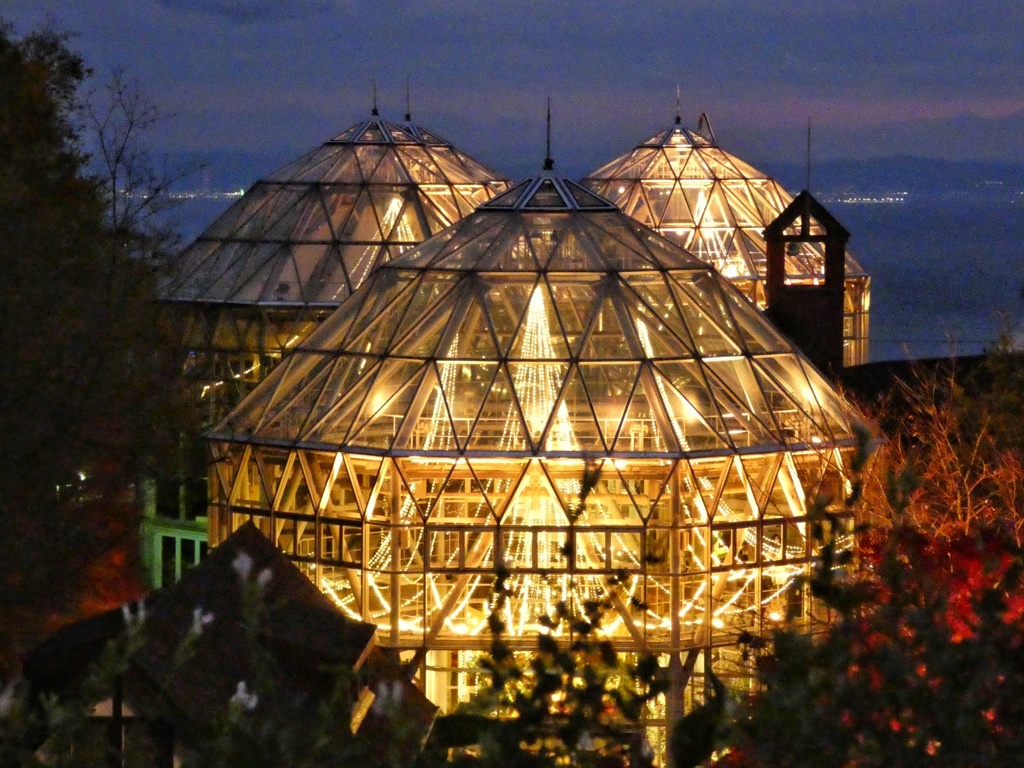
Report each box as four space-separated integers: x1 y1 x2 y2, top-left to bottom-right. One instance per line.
0 20 186 673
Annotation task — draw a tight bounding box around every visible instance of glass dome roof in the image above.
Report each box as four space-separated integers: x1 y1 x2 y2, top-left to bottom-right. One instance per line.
582 115 871 366
208 176 865 714
164 117 510 307
213 175 857 458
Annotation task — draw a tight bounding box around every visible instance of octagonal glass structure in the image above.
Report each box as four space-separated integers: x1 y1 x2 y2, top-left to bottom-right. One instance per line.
582 116 871 366
164 116 510 421
208 176 862 711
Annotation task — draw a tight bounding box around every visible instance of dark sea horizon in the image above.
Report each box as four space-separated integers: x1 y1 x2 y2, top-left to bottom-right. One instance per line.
163 195 1024 366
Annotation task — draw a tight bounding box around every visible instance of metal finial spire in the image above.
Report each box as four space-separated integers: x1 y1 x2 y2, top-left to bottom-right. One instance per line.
543 97 554 171
806 118 812 194
675 85 682 125
371 77 379 116
404 76 411 122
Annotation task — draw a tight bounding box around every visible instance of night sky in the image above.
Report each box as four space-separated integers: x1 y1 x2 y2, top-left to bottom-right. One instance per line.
7 0 1024 179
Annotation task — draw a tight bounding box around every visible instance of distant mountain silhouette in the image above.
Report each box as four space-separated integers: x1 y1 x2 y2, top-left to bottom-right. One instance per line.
765 156 1024 197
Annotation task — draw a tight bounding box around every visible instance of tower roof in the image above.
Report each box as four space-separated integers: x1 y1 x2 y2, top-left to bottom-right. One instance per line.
163 117 510 307
213 175 859 460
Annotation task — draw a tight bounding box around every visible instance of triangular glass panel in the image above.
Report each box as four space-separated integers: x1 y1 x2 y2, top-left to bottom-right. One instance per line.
753 355 849 444
623 276 698 354
416 193 451 236
548 278 601 356
336 243 380 291
417 459 488 523
578 362 638 450
644 181 675 226
296 355 379 440
713 456 759 523
369 151 412 183
343 454 385 513
524 179 569 209
668 275 743 356
443 362 499 449
589 460 646 525
463 460 522 523
507 282 570 361
357 124 386 142
482 278 535 357
630 304 693 359
319 455 359 521
613 374 669 453
619 459 677 524
335 188 384 242
420 186 460 222
395 146 446 183
739 454 786 519
291 194 333 241
663 185 697 228
702 357 783 438
680 151 713 180
389 297 455 360
697 359 784 450
651 367 730 454
579 293 631 359
437 292 500 360
320 152 363 183
252 446 290 508
346 362 429 450
299 366 380 446
229 449 265 508
550 367 604 452
719 289 790 353
508 361 570 448
467 365 529 452
337 270 414 348
210 441 243 503
331 124 361 142
564 180 611 208
275 455 318 514
233 186 306 239
321 187 360 238
624 187 656 226
353 145 387 181
702 151 743 180
720 181 763 227
687 456 731 522
394 366 459 453
344 288 416 356
482 179 531 209
304 245 349 303
203 185 272 239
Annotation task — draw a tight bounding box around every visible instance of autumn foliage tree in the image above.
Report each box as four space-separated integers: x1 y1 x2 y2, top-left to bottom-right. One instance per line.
855 348 1024 541
716 501 1024 767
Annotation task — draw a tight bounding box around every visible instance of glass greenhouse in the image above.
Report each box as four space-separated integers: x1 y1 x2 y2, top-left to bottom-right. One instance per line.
582 115 870 366
207 175 863 719
163 116 510 422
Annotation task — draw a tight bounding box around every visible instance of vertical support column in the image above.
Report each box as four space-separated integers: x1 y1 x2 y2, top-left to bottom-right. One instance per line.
666 469 684 740
390 466 401 646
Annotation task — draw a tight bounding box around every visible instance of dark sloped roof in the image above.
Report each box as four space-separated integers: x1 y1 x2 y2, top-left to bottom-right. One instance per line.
24 523 378 744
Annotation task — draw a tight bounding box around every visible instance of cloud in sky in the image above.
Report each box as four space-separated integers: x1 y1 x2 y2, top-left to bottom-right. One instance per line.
153 0 333 24
6 0 1023 172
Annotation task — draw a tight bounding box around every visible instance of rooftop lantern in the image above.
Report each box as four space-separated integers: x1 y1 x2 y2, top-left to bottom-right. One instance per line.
163 114 510 421
581 114 870 367
208 171 865 729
